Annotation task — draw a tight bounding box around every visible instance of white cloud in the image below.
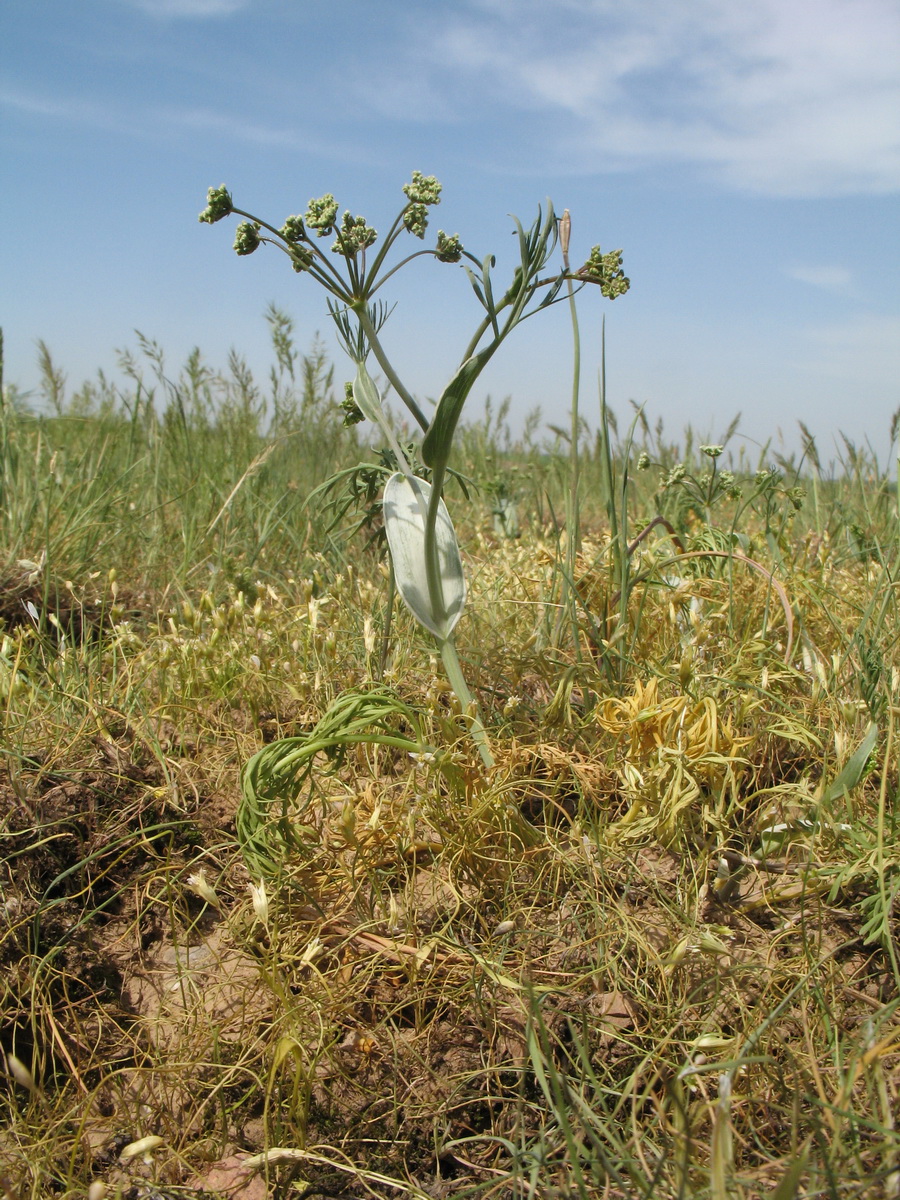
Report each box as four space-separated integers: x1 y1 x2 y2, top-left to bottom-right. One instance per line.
0 85 131 133
786 265 855 292
124 0 249 16
409 0 900 197
1 83 314 151
166 106 301 147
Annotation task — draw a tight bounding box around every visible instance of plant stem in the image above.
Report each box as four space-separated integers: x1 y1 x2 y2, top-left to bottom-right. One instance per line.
875 707 900 987
423 460 449 632
355 306 429 432
439 637 494 769
565 262 582 657
596 319 630 682
378 561 396 682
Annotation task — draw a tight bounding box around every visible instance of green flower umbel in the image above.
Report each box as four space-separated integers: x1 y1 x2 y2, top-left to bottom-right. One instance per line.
199 184 233 224
233 221 261 256
333 211 377 255
402 171 442 206
435 231 463 263
576 246 630 299
304 194 339 236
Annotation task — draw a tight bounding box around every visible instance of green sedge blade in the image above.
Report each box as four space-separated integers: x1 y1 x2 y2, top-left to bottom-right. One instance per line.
382 472 466 640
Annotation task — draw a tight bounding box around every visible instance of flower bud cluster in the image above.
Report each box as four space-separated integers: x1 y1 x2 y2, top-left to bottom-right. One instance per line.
403 171 442 206
280 215 305 244
277 214 314 269
333 211 377 255
233 221 261 256
577 246 630 299
290 246 314 272
198 184 233 224
435 231 463 262
401 172 442 238
341 381 366 426
717 470 742 499
755 466 781 486
305 194 339 236
403 203 428 238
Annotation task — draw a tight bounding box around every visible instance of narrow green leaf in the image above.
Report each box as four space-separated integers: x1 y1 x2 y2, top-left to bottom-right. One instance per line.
422 344 497 469
463 265 487 311
821 722 878 804
480 254 500 339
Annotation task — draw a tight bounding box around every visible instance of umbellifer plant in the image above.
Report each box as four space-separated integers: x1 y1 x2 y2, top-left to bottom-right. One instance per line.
201 173 628 776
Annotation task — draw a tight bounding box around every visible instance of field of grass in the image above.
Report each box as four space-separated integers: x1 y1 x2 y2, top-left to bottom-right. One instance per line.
2 327 900 1200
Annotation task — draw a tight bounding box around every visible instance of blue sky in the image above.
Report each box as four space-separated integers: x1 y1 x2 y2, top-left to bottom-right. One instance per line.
3 0 899 464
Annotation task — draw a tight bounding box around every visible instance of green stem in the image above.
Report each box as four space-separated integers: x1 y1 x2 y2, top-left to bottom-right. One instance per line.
361 210 408 282
355 306 429 432
380 416 416 482
332 227 362 295
423 459 449 633
231 208 350 296
565 270 582 656
353 362 415 481
439 637 494 769
875 708 900 987
377 563 396 683
422 456 491 769
597 319 629 681
370 247 465 294
461 314 494 363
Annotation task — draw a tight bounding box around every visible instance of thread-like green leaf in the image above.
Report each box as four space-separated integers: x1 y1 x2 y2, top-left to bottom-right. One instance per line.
382 472 465 639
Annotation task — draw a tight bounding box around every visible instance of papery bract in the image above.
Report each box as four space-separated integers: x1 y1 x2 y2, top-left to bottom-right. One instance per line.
382 473 465 641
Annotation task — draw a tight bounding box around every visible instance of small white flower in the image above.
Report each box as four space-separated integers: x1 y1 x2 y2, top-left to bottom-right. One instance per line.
363 616 377 655
409 750 436 765
4 1051 37 1091
248 880 268 925
299 936 323 966
185 869 221 909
